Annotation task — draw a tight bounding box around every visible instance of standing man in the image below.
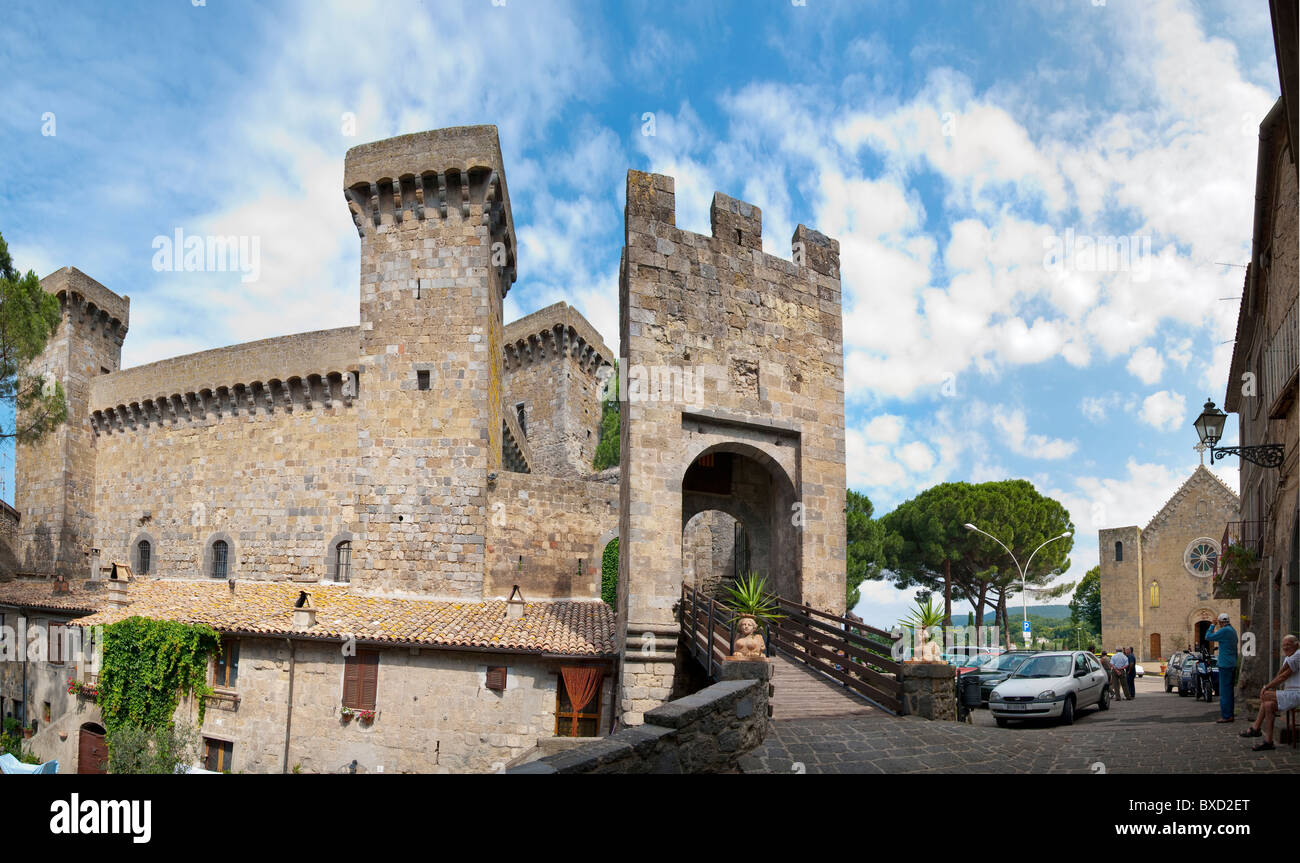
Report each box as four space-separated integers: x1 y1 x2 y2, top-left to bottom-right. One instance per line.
1205 613 1238 723
1125 647 1137 699
1240 634 1300 751
1110 647 1129 701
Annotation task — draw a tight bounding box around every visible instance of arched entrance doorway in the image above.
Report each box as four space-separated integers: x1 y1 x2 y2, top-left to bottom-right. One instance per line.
681 444 800 602
683 510 742 597
78 722 108 774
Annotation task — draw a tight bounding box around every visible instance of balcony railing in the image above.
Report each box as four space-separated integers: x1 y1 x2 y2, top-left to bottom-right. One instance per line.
1216 520 1265 579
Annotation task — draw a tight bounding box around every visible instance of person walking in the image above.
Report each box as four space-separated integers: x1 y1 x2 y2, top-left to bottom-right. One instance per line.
1110 647 1129 701
1240 634 1300 750
1125 646 1137 699
1205 613 1239 723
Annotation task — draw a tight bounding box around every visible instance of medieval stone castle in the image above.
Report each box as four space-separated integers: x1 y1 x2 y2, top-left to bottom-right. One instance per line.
0 125 847 772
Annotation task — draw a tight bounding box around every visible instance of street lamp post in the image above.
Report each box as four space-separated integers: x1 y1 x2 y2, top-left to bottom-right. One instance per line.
1192 398 1285 468
964 523 1073 647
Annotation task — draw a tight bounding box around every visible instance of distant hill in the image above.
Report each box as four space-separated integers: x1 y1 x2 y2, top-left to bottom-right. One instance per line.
967 605 1072 624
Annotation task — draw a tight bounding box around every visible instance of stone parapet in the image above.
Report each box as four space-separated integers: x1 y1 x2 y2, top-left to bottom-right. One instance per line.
509 660 772 774
899 661 956 721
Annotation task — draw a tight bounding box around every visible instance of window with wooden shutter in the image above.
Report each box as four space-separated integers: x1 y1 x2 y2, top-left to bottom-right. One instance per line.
213 638 240 689
49 622 65 665
485 666 507 691
342 649 379 710
203 738 233 772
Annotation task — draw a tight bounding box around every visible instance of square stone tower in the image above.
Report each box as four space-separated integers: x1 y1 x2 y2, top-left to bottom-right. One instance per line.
344 126 517 598
16 268 128 578
616 170 846 723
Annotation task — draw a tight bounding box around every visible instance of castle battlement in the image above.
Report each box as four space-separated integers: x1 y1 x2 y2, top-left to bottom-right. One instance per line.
503 302 613 376
624 170 841 285
42 267 129 338
343 125 517 288
87 326 360 434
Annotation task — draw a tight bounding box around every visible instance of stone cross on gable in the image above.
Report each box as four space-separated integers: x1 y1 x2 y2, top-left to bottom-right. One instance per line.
1193 441 1209 465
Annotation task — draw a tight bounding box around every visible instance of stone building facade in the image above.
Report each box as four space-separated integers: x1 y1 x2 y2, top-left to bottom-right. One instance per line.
3 123 848 765
1220 85 1299 708
1099 466 1241 663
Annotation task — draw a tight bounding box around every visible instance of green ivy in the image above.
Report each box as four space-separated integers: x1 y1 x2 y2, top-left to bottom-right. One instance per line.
600 538 619 609
96 617 221 734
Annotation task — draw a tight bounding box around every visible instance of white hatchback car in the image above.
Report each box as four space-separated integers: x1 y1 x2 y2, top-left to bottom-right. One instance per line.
989 650 1111 726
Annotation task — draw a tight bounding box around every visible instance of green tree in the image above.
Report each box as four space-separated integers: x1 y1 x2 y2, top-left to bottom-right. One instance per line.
600 537 618 609
0 233 66 443
105 722 201 774
880 480 1074 644
1069 566 1101 634
592 361 619 470
846 489 888 610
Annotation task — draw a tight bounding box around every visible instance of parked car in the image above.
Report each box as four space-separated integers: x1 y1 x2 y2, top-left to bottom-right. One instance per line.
989 650 1110 726
942 652 991 673
1164 651 1187 692
959 650 1039 705
1177 653 1198 696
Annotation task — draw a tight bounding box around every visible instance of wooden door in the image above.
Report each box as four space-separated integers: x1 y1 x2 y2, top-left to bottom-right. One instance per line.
78 723 108 774
1150 633 1161 661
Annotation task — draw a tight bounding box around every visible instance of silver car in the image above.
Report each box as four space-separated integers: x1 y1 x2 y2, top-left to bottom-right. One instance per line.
989 650 1111 726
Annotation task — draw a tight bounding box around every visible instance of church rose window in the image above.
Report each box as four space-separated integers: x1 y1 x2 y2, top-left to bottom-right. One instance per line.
1184 540 1219 576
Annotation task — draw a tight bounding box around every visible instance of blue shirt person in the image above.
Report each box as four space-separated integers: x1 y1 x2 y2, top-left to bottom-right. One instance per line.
1205 614 1239 721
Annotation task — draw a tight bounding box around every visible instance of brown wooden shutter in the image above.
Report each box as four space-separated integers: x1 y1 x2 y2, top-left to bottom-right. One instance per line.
485 666 507 691
342 655 361 709
358 649 379 710
49 622 64 664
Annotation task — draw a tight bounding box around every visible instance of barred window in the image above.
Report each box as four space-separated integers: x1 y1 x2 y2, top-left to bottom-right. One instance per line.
334 541 352 583
137 540 151 575
211 540 229 579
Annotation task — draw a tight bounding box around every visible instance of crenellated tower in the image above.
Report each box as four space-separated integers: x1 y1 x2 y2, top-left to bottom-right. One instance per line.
344 126 517 598
16 267 128 578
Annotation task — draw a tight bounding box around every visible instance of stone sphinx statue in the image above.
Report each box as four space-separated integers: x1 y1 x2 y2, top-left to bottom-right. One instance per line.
729 616 767 661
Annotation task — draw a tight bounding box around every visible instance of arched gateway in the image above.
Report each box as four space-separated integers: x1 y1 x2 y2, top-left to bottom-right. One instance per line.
616 171 846 725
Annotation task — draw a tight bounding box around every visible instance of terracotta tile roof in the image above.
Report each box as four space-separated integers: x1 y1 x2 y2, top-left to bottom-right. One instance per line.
0 579 107 614
65 579 617 657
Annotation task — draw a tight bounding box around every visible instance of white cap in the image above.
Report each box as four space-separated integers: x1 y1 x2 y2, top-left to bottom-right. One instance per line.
1218 613 1230 622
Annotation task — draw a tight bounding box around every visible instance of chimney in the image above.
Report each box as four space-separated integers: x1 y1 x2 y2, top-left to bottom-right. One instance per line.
106 562 133 610
506 585 525 620
292 590 316 631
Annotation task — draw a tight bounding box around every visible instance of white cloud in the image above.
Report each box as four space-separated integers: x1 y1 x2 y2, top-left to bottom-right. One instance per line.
1140 390 1187 431
1126 346 1165 385
991 407 1079 460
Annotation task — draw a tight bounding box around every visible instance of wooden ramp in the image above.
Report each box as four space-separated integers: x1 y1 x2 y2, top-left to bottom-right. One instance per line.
769 651 887 720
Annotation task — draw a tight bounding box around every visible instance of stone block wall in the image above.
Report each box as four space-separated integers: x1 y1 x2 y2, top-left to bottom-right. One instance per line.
899 660 956 721
484 472 619 599
509 659 772 774
0 502 19 577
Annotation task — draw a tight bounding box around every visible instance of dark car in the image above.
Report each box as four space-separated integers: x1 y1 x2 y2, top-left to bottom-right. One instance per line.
1177 654 1198 696
1164 651 1186 692
959 650 1039 704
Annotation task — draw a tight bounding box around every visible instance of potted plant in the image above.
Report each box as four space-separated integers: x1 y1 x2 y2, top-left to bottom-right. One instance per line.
359 709 376 724
899 596 946 662
721 573 781 661
339 706 356 722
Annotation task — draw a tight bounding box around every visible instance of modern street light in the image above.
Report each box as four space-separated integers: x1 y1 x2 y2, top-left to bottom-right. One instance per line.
1193 398 1285 468
963 523 1073 646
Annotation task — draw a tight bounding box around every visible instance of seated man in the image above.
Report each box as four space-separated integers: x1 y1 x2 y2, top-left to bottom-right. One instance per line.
1240 634 1299 751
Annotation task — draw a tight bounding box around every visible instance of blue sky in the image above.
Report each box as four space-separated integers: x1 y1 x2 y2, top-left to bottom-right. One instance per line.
0 0 1280 628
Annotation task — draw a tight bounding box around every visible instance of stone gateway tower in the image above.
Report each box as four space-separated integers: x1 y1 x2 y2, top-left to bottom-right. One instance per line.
617 171 847 724
1099 465 1241 662
345 127 517 598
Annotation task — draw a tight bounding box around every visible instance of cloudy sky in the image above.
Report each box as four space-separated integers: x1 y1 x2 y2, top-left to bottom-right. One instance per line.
0 0 1279 627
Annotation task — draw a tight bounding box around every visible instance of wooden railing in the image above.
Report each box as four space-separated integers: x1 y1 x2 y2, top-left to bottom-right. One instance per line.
679 583 903 715
768 597 903 715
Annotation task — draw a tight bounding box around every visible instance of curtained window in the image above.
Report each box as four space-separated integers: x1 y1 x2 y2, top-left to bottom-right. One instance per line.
555 667 604 737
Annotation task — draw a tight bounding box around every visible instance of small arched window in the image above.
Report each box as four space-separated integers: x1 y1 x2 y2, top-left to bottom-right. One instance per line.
137 541 151 575
1149 581 1159 608
333 541 352 583
210 540 229 579
1114 541 1123 562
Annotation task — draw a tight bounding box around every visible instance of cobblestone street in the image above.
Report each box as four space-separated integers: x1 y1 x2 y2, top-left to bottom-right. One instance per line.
740 674 1300 774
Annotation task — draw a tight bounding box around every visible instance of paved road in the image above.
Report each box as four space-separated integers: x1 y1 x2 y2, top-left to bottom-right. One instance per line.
740 673 1300 774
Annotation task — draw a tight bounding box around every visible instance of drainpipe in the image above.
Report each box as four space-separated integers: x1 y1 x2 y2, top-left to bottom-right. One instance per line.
281 638 296 774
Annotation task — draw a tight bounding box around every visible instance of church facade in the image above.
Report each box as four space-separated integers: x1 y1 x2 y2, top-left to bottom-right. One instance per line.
1098 465 1241 663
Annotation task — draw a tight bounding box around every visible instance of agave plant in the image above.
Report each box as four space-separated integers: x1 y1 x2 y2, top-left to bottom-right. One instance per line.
899 596 946 659
722 572 782 625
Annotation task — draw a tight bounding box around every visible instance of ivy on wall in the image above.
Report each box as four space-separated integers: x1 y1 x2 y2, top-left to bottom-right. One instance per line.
600 538 619 609
97 617 221 734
